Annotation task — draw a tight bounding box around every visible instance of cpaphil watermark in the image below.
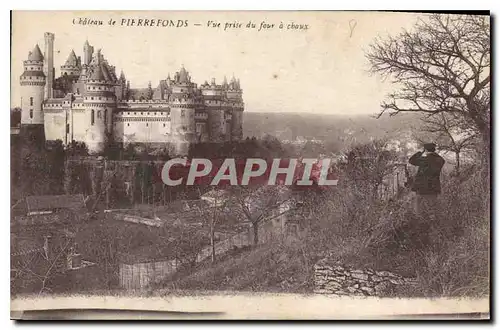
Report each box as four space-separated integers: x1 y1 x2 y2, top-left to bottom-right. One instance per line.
161 158 338 187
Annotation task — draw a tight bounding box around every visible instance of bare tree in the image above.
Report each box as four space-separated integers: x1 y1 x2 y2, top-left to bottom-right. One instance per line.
415 112 478 174
228 185 295 245
198 188 232 263
367 14 490 149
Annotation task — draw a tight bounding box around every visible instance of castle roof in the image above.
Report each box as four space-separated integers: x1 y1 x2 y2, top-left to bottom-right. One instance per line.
64 50 78 67
28 44 44 62
101 63 112 81
179 66 189 83
90 63 105 81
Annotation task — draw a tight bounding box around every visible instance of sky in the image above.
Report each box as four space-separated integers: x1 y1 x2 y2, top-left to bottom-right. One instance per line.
11 11 422 115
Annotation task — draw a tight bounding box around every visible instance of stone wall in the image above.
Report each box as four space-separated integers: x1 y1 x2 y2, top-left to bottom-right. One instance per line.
313 258 417 296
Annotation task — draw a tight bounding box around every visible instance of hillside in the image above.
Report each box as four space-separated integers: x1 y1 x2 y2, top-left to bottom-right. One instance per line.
243 112 423 144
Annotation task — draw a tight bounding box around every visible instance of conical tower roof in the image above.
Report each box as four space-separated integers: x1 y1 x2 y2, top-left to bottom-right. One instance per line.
89 51 104 80
179 65 189 83
28 44 44 61
90 64 105 81
64 49 78 66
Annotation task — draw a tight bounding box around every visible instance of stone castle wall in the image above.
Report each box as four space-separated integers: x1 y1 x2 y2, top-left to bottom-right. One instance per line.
313 258 417 296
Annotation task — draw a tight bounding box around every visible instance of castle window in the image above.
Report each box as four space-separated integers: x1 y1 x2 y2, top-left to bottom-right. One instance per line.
97 111 102 119
77 88 80 94
91 97 94 100
29 109 33 119
141 112 143 115
104 109 108 125
181 110 185 117
163 123 166 127
127 123 130 127
146 123 148 127
91 110 95 125
29 97 33 106
66 124 70 134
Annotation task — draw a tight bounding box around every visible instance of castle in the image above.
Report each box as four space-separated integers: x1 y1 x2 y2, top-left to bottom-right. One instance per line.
19 32 244 155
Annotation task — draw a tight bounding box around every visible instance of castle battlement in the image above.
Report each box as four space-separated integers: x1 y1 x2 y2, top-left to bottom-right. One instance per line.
19 33 244 155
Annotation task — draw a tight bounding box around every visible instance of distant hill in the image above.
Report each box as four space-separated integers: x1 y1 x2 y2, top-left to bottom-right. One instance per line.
242 112 423 145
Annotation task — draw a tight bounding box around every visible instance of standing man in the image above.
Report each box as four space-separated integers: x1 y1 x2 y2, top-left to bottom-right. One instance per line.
408 143 445 245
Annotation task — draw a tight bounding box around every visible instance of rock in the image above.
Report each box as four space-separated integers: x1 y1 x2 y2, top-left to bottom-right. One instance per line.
405 278 418 285
353 284 359 289
314 289 332 294
376 270 398 277
347 287 358 293
333 276 346 281
371 275 383 282
351 269 365 274
388 278 405 285
360 286 375 295
315 268 331 273
335 290 349 295
326 281 342 289
351 272 369 281
374 281 390 293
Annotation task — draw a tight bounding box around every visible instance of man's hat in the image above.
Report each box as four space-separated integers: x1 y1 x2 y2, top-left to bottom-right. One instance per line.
423 143 437 151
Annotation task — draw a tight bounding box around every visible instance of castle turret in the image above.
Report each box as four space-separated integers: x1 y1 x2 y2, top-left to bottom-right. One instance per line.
60 49 81 76
43 32 54 99
227 76 244 141
169 66 197 154
20 44 46 127
201 78 226 143
83 40 94 66
82 50 115 154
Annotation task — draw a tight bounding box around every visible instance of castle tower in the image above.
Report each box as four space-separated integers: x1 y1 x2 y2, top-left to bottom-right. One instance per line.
169 66 196 155
83 40 94 66
83 50 115 154
20 44 46 126
227 76 244 141
43 32 54 99
202 78 226 143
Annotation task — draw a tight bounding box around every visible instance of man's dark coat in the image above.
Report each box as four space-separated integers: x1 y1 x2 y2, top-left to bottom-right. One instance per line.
408 151 445 195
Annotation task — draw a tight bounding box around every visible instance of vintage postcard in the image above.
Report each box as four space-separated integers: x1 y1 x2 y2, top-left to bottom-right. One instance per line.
10 10 490 319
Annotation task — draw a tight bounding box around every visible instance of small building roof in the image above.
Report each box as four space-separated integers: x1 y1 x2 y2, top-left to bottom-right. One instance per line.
25 194 85 213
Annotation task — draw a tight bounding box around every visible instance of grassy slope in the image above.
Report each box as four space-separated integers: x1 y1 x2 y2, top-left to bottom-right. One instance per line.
160 241 314 294
158 168 489 297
